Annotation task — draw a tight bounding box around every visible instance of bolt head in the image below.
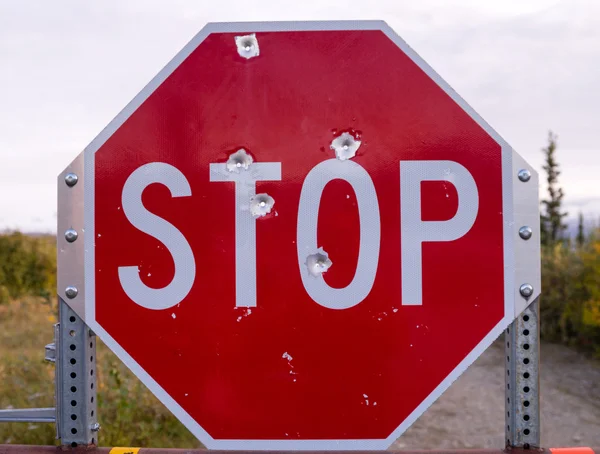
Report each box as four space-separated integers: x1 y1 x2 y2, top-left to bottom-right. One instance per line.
65 229 78 243
520 283 534 298
65 286 78 299
65 173 78 187
519 226 533 240
90 423 101 432
518 169 531 182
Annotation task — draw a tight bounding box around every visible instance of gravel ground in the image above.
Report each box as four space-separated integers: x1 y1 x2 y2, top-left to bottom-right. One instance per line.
391 339 600 449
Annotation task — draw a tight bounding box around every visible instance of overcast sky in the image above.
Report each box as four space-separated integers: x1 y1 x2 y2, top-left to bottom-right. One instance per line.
0 0 598 232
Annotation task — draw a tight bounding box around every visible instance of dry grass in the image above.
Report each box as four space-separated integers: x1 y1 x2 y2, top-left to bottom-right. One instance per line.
0 298 202 448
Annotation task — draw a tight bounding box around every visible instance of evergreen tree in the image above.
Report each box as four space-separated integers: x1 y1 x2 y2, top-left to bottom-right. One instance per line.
540 131 568 245
576 212 585 247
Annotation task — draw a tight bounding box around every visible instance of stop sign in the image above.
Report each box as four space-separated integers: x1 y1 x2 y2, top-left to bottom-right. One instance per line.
58 21 541 450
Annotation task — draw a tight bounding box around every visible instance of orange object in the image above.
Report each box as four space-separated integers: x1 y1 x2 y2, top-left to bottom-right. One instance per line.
550 448 595 454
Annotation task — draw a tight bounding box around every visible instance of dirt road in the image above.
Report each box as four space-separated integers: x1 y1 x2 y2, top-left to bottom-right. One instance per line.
392 339 600 449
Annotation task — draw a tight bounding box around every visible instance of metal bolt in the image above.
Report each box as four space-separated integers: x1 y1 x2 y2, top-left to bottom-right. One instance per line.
90 423 101 432
519 284 534 298
65 286 78 299
65 229 78 243
518 169 531 182
65 173 79 187
519 226 532 240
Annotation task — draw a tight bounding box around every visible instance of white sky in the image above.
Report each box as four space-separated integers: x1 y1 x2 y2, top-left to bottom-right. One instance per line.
0 0 599 232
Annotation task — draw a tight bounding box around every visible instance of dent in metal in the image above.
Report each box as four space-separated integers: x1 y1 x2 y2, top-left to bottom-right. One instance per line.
235 34 260 59
226 148 253 172
331 132 361 161
306 249 333 277
250 193 275 218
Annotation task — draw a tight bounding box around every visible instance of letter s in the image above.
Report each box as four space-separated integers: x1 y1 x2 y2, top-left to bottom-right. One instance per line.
118 162 195 310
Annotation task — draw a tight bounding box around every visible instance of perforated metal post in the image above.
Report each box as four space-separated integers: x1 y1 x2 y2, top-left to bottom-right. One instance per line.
506 298 540 449
56 297 98 448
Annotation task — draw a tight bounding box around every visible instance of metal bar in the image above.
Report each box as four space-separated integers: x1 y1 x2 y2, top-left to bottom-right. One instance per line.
506 298 541 448
0 408 56 423
0 447 598 454
56 297 98 448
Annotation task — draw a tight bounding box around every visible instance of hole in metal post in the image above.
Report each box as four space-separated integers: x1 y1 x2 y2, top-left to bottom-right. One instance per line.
70 358 76 365
70 344 76 351
70 414 76 421
524 386 530 393
524 443 531 450
70 372 76 379
523 315 530 322
524 414 530 421
524 372 530 379
524 358 530 364
523 343 530 350
71 428 77 434
69 316 76 323
523 329 530 335
91 410 94 417
69 330 76 337
71 443 77 448
523 400 530 407
70 386 77 393
90 369 94 376
70 400 77 407
524 429 530 435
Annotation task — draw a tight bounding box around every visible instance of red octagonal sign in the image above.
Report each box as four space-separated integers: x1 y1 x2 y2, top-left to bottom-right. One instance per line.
58 21 541 450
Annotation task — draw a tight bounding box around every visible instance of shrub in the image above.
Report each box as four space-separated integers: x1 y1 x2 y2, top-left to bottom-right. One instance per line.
0 232 56 305
539 229 600 357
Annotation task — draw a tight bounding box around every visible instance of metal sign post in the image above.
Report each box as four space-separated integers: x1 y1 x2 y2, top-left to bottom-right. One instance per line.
56 297 99 447
506 298 541 449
